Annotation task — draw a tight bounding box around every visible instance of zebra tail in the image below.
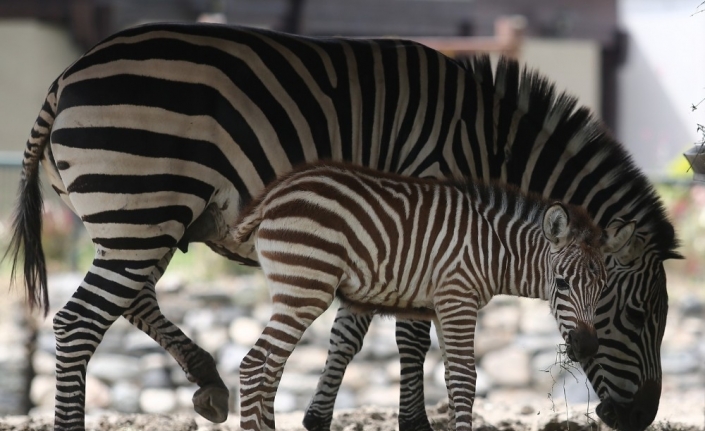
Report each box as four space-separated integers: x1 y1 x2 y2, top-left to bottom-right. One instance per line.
232 202 265 246
4 85 57 317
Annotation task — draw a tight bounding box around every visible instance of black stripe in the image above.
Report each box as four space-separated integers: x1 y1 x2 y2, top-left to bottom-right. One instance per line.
67 173 214 200
52 127 244 201
82 205 193 227
93 235 176 250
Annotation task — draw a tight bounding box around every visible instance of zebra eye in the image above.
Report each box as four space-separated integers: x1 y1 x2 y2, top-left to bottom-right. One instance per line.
555 277 570 291
625 306 646 327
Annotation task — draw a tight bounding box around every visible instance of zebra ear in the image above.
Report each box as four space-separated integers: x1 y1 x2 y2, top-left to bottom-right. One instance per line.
543 203 570 244
602 219 636 254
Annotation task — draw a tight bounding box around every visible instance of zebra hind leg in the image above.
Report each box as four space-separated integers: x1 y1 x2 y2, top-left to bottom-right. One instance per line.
52 252 168 431
123 248 229 423
240 284 335 431
303 307 373 431
396 319 434 431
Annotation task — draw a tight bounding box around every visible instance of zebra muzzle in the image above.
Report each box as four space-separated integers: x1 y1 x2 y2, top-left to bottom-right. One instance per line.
565 321 599 362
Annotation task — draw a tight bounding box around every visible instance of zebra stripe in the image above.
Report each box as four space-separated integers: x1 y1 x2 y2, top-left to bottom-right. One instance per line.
233 162 631 431
5 22 679 431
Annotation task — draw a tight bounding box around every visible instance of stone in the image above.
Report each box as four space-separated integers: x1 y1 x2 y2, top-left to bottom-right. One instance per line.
176 385 199 409
217 343 251 373
273 389 297 412
110 381 141 413
481 305 521 332
30 374 55 408
278 372 320 396
661 349 700 374
88 354 141 382
357 384 400 408
85 375 111 410
285 345 328 374
229 317 264 347
139 388 177 414
183 308 216 333
481 346 531 387
519 300 559 335
549 369 598 404
32 350 55 376
196 326 230 352
433 363 492 397
123 330 161 354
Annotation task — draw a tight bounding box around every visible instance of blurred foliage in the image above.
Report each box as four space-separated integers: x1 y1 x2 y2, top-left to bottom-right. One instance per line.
656 178 705 281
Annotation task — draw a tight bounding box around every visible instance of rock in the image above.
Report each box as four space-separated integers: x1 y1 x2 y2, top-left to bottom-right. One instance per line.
123 330 161 354
475 330 514 359
481 346 531 387
514 334 565 353
139 388 177 414
481 305 521 332
519 301 559 335
85 375 111 410
140 353 173 388
175 385 199 409
217 343 251 373
278 372 321 396
229 317 264 347
680 294 704 317
32 350 56 376
30 374 55 408
196 326 230 352
183 308 217 333
111 381 141 413
88 355 141 382
433 363 492 397
357 384 400 408
549 370 598 404
273 390 298 412
285 345 328 374
661 349 700 374
531 350 570 392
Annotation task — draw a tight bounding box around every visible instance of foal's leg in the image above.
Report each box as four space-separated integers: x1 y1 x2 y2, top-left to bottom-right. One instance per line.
397 319 434 431
240 276 337 431
303 307 373 431
433 294 480 431
122 248 229 423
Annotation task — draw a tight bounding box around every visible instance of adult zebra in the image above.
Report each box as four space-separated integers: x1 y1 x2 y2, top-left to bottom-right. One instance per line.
6 22 678 431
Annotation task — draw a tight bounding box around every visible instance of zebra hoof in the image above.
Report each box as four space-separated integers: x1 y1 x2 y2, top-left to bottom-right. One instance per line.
193 385 229 423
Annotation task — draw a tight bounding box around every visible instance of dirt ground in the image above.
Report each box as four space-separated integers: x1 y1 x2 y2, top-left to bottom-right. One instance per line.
1 395 702 431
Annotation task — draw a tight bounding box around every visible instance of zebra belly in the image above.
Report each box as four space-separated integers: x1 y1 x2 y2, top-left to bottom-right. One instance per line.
336 278 435 320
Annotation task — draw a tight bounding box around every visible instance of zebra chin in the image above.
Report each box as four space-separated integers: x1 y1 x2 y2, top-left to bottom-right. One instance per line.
565 321 599 362
595 379 660 431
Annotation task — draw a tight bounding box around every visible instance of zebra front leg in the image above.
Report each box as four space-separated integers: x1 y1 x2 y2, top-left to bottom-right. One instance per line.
396 319 433 431
53 252 168 431
303 306 373 431
123 248 228 423
434 296 480 431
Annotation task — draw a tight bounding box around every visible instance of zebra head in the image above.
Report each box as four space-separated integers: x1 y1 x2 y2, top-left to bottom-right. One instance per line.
584 225 676 431
542 204 636 363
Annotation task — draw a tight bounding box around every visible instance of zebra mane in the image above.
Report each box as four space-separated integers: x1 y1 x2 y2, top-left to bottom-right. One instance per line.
458 55 681 260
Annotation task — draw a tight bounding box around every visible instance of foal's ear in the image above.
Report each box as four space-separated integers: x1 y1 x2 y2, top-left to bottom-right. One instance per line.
543 203 570 244
602 219 637 254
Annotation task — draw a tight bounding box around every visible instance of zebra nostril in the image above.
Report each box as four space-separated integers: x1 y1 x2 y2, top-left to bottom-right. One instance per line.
567 326 599 361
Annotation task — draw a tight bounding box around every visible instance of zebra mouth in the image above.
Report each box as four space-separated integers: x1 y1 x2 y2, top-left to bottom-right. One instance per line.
565 343 578 362
596 398 619 428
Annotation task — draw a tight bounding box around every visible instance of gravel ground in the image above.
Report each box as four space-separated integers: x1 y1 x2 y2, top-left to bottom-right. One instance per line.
1 392 703 431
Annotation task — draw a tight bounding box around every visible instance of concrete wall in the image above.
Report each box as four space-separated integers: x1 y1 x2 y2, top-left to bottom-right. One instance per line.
521 38 602 116
617 0 705 176
0 20 81 153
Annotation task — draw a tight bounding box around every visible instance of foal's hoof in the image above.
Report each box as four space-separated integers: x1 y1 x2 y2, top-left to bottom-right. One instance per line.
193 385 230 423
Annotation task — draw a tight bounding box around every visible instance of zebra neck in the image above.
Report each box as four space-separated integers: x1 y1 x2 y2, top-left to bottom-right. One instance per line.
481 224 551 301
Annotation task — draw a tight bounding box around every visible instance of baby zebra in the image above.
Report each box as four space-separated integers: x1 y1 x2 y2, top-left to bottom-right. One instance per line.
231 162 635 431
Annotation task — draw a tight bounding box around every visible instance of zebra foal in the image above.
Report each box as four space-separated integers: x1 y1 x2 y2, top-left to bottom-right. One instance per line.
231 162 635 431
